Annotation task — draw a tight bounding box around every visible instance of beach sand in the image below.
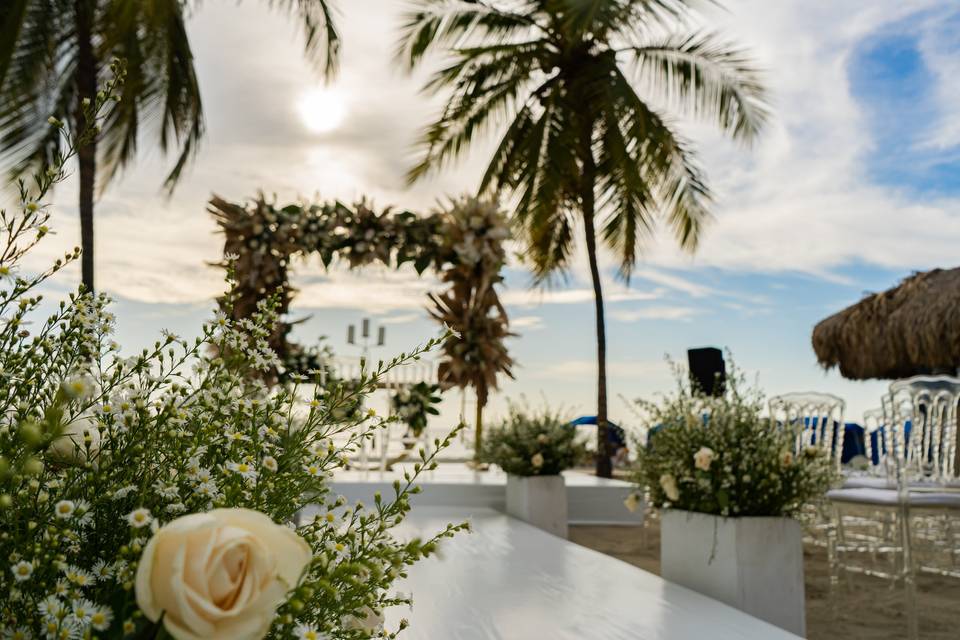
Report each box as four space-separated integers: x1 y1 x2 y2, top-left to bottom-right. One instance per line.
570 519 960 639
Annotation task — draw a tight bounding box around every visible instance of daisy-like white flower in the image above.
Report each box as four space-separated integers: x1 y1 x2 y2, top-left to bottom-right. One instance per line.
303 463 322 478
70 598 95 624
194 481 220 498
308 440 332 457
91 560 112 581
294 623 329 640
52 580 69 597
51 617 82 640
38 595 66 619
72 501 93 527
53 500 75 519
258 425 281 441
5 626 31 640
111 485 136 500
262 456 278 472
62 565 96 588
327 541 349 561
89 606 113 631
152 481 179 500
126 508 152 529
226 461 258 481
224 430 250 444
10 560 32 582
61 375 94 400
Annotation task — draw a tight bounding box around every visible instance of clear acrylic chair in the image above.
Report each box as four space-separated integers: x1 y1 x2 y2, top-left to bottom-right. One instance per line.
768 392 846 472
768 392 846 557
828 375 960 639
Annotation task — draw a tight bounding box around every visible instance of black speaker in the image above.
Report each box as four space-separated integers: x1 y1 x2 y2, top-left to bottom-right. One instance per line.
687 347 726 397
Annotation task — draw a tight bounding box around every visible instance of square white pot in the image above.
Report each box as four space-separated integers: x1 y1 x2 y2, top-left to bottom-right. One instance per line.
661 509 805 637
505 474 568 538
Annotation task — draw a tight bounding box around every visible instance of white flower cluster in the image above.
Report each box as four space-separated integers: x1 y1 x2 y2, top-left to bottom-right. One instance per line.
632 363 834 518
480 404 586 476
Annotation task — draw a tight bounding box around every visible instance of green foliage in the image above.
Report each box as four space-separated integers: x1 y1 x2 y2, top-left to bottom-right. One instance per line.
632 364 834 518
0 80 465 640
392 382 442 437
480 404 585 476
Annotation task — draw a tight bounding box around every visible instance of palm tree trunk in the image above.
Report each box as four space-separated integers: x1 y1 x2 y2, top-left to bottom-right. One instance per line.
579 123 612 479
75 0 97 293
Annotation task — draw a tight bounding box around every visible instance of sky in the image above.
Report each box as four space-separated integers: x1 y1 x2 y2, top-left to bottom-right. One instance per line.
22 0 960 431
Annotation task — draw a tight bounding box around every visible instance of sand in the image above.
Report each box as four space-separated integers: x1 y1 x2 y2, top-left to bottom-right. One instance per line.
570 519 960 639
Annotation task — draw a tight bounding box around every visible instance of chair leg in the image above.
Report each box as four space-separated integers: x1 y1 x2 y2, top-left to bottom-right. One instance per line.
827 505 842 619
899 501 918 640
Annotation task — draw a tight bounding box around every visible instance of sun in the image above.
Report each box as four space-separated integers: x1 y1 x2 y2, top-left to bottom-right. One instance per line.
296 88 347 133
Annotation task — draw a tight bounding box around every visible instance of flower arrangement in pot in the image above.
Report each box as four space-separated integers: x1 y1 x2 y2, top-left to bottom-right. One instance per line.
480 406 585 538
0 74 467 640
629 363 833 636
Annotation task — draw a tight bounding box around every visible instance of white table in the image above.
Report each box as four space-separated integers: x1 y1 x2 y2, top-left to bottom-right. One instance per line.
387 507 800 640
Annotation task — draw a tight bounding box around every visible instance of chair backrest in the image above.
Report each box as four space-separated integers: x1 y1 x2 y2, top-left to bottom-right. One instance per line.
884 376 960 484
862 407 885 469
768 392 846 470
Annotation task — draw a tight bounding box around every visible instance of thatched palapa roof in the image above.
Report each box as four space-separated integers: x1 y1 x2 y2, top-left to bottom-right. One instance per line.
812 268 960 380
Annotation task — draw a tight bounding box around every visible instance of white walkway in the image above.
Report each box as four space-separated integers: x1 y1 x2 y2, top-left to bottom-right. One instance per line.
388 507 800 640
331 463 643 525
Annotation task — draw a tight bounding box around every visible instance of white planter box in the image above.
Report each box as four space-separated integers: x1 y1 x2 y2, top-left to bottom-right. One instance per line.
661 509 805 637
505 474 568 538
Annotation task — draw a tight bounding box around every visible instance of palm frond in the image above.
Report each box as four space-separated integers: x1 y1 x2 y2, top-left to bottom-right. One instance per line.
623 30 769 143
609 67 711 255
407 43 544 183
398 0 539 69
0 0 72 178
266 0 340 76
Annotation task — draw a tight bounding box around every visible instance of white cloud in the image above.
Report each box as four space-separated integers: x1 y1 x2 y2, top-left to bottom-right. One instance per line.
510 315 545 330
292 265 439 312
533 359 666 380
378 312 424 325
633 0 960 276
609 306 701 322
31 0 959 308
502 285 661 308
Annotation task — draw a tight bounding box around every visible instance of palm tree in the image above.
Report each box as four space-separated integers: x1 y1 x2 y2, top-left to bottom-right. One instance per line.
400 0 768 477
0 0 339 292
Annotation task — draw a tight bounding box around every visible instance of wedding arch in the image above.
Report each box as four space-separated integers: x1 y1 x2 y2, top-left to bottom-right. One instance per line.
208 194 514 453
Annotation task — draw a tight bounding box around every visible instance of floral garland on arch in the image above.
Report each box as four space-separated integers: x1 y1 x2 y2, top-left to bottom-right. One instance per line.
427 199 515 459
209 195 516 454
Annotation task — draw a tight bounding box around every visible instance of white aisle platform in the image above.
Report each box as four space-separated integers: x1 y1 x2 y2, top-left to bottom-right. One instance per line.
387 507 800 640
331 463 643 525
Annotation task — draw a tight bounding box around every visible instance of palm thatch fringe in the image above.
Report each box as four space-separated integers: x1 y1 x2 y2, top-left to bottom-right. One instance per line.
812 268 960 380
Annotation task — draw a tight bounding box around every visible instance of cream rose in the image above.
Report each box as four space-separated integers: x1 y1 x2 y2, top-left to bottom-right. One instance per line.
659 473 680 502
135 508 311 640
48 417 101 463
693 446 715 472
